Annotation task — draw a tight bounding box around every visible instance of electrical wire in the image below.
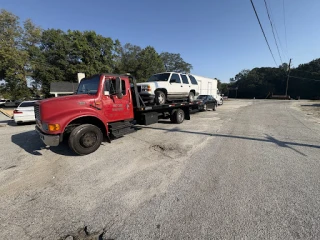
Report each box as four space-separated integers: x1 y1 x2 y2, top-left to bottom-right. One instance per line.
265 0 289 61
249 0 278 67
283 0 288 55
264 0 283 65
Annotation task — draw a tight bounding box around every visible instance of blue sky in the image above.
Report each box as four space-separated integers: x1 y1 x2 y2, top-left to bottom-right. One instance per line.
1 0 320 83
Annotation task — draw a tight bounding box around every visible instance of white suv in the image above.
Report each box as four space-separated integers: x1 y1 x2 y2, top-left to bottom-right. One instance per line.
136 72 199 105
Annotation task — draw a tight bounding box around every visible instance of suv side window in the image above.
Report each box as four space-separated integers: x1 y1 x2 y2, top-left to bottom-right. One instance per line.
170 73 181 83
181 74 189 84
189 75 198 85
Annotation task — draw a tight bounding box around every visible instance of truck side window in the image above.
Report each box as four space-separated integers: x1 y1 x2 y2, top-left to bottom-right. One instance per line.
181 75 189 84
170 73 181 83
121 80 126 95
104 79 126 95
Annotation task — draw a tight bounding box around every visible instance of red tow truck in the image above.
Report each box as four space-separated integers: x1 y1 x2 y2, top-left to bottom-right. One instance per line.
35 74 200 155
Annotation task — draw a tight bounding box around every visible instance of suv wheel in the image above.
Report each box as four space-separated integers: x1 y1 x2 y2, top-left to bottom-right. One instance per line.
155 91 166 105
188 92 195 102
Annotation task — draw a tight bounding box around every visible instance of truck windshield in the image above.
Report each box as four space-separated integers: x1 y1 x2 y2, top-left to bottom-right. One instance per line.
77 76 100 95
147 73 170 82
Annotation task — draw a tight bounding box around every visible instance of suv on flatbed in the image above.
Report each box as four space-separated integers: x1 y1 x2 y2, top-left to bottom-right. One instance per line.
136 72 199 105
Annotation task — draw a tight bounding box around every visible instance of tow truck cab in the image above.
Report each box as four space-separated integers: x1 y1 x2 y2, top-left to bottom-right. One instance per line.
35 74 194 155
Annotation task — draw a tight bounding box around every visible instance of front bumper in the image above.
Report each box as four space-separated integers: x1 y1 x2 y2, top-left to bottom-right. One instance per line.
35 126 60 146
139 92 155 103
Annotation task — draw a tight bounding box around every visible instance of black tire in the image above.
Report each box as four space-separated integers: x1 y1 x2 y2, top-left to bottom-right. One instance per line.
170 109 185 124
188 91 195 102
213 103 217 111
155 91 166 105
68 124 103 155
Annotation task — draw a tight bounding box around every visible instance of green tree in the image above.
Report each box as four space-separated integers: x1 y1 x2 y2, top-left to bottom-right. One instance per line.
0 9 41 99
33 29 115 96
114 43 142 75
160 52 192 73
136 46 165 82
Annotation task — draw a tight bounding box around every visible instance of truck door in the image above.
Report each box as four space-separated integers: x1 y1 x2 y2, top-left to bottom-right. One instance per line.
102 78 133 122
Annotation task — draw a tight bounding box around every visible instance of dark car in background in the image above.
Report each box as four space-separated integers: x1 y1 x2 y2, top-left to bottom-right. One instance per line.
194 95 217 111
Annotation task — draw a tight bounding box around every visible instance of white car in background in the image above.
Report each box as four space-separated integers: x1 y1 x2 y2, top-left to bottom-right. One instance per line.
13 101 37 125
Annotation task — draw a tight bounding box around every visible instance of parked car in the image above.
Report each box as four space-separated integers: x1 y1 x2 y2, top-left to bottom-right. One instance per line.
194 95 217 111
0 99 9 107
4 100 21 107
13 100 37 125
136 72 199 105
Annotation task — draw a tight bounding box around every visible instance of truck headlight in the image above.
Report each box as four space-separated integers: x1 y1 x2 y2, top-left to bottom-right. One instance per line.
48 124 60 131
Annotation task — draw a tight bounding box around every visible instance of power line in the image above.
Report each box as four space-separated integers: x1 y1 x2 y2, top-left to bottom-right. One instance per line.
264 0 283 65
265 0 289 61
283 0 288 54
249 0 278 66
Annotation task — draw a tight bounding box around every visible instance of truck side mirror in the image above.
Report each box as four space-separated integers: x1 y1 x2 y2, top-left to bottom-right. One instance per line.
115 77 123 99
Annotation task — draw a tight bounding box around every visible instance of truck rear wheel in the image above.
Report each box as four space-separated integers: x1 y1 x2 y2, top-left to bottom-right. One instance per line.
68 124 103 155
170 109 185 124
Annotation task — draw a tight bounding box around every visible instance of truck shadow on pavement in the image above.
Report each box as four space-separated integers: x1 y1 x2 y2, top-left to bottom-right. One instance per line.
11 130 78 156
300 104 320 107
139 126 320 155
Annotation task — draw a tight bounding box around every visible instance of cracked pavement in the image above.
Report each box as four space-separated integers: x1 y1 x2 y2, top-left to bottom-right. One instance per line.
1 100 320 239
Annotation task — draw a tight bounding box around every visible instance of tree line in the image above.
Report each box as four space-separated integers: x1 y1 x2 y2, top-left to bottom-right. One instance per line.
225 60 320 100
0 9 193 99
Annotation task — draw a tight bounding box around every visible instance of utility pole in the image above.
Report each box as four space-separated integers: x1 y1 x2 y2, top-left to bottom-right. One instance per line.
285 58 292 97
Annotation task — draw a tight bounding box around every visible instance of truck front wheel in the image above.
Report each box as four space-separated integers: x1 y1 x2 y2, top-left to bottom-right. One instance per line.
68 124 103 155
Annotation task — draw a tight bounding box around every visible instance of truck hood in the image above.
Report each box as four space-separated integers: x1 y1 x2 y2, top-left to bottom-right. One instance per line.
136 82 156 87
38 94 96 122
39 94 94 104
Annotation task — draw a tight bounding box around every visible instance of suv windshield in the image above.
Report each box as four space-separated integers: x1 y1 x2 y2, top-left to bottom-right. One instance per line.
77 75 100 95
147 73 170 82
19 102 36 107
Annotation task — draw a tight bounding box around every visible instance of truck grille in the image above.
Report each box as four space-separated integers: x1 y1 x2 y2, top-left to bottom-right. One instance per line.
34 104 41 120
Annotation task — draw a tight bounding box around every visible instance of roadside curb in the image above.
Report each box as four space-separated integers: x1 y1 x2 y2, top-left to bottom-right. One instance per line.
0 108 13 119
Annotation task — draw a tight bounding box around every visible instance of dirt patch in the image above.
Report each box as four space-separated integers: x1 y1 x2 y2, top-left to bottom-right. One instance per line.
292 101 320 121
150 143 191 159
61 226 109 240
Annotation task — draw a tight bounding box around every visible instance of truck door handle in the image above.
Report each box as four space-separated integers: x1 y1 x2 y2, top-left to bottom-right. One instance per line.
181 86 183 87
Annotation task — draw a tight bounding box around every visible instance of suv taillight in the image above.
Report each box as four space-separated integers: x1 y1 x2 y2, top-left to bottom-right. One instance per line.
13 110 22 114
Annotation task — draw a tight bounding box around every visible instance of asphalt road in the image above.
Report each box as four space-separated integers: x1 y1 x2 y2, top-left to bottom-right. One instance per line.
0 100 320 240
